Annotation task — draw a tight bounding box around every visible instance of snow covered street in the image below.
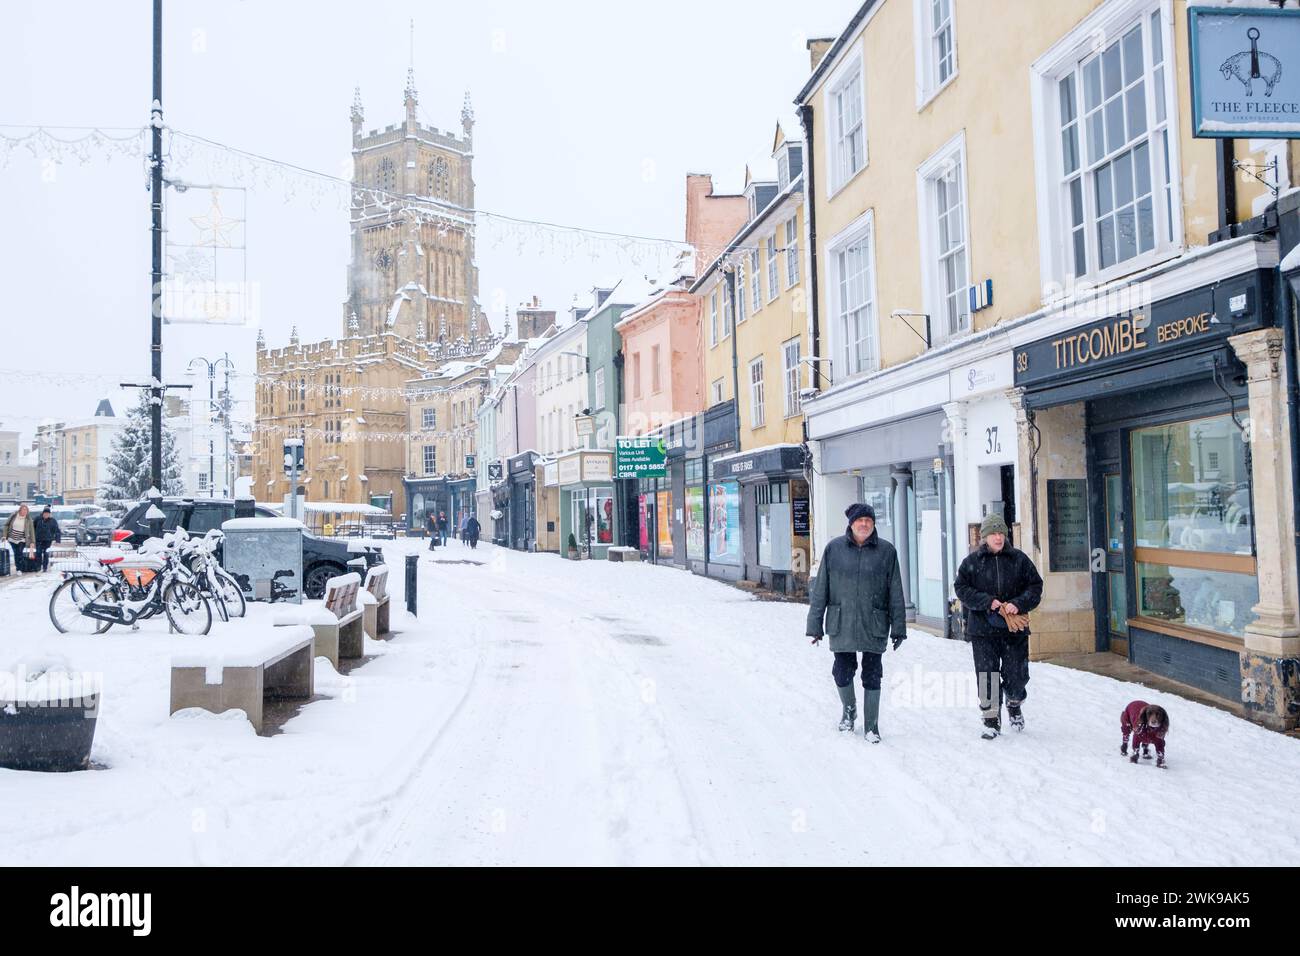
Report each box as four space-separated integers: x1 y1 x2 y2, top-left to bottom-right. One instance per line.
2 538 1299 866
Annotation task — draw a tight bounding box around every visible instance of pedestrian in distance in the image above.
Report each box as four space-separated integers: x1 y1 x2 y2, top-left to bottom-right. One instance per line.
3 504 35 573
953 513 1043 740
1120 700 1169 769
464 514 481 550
33 506 62 572
426 511 438 551
438 511 449 546
459 512 468 547
806 503 907 743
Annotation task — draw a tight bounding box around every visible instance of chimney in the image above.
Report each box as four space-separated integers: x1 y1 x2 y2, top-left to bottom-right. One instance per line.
807 37 836 73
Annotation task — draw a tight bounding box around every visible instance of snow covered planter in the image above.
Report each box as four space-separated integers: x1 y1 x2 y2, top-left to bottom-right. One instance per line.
0 657 101 772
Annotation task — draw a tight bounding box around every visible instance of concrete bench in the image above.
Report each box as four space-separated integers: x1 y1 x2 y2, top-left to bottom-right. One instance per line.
362 565 390 639
323 572 365 659
608 546 641 563
272 606 345 668
170 622 314 734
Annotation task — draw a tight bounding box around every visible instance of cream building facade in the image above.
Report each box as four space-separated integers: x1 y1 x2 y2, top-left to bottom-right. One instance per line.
797 0 1300 727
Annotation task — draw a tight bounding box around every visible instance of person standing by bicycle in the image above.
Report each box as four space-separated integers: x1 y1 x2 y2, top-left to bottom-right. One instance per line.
33 506 62 572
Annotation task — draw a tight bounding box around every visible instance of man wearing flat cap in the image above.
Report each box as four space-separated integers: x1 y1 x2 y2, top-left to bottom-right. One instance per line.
806 502 907 743
954 513 1043 739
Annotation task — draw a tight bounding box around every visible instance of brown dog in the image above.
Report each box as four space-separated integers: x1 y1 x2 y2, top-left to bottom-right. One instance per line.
1120 700 1168 769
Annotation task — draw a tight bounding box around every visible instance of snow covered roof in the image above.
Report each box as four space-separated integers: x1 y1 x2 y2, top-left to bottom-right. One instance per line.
298 501 389 515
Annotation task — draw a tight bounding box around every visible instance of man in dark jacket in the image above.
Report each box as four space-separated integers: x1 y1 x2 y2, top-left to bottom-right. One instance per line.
33 506 62 572
954 513 1043 739
437 511 449 546
427 511 438 551
806 503 907 743
464 514 481 549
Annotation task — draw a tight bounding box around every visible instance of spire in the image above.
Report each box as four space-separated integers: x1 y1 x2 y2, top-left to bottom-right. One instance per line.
404 19 418 127
289 325 300 347
461 91 475 137
351 86 364 138
416 318 427 343
348 311 360 337
256 328 266 351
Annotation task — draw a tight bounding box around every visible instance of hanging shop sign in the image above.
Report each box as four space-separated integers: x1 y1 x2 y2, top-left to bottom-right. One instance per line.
1190 7 1300 138
616 436 668 478
792 483 811 537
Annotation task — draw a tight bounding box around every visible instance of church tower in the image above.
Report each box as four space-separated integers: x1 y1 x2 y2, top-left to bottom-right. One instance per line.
344 25 484 343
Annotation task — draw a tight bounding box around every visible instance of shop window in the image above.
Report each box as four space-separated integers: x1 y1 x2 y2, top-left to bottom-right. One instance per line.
1129 413 1256 639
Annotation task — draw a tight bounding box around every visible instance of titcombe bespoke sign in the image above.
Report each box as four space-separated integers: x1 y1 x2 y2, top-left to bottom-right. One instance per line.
1013 288 1228 388
1190 7 1300 138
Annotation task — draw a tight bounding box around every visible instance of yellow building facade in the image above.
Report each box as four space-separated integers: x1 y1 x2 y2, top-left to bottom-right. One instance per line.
798 0 1300 728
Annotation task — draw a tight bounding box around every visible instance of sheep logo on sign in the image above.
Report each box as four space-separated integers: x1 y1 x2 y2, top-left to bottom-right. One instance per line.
1221 27 1283 97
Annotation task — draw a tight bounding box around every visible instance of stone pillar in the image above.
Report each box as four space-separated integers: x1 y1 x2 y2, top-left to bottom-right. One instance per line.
1229 328 1300 730
943 400 970 553
891 464 916 620
1008 388 1093 659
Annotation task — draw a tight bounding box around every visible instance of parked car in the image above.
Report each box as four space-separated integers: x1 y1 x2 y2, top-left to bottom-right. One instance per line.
113 497 384 599
51 506 94 538
74 513 118 546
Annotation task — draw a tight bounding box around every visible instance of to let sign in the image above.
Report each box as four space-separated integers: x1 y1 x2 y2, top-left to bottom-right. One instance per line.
1190 7 1300 138
615 437 668 479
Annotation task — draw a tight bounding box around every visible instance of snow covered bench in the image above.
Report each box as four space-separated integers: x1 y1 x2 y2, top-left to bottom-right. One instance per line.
362 565 390 639
169 623 314 734
272 607 345 668
323 572 365 660
607 546 641 563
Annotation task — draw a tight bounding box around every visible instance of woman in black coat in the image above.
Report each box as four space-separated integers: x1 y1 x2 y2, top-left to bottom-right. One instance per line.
954 513 1043 739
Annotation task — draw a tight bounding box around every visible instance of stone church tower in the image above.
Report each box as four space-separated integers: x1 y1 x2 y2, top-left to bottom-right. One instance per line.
344 63 485 344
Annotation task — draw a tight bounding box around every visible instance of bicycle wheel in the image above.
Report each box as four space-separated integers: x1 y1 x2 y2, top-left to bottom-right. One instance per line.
214 569 246 619
49 576 115 635
163 580 212 636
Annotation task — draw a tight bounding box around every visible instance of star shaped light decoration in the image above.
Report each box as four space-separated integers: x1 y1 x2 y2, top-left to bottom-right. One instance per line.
190 188 242 249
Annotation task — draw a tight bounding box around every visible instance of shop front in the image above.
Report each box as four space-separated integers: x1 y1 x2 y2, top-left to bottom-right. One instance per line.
536 460 561 554
1012 259 1293 720
710 444 811 595
816 410 956 628
556 450 617 559
448 477 476 538
402 476 447 535
686 401 738 581
506 451 539 551
490 481 511 546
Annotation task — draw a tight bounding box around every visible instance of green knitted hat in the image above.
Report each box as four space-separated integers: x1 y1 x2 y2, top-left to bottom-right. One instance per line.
980 513 1009 538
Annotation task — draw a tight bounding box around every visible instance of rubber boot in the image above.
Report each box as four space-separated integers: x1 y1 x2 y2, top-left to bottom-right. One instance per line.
836 683 856 732
862 689 882 743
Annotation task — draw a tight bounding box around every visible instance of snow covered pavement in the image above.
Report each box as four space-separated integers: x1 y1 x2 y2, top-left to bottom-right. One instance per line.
1 540 1299 866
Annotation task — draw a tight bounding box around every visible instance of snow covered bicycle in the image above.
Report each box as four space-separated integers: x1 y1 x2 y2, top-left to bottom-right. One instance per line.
48 531 213 636
180 529 246 622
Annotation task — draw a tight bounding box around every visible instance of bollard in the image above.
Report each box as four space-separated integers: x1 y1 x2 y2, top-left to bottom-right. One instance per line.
405 553 418 616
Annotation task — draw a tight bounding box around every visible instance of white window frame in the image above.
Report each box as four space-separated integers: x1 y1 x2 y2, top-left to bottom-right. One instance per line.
917 130 972 344
782 337 802 419
632 352 642 399
422 406 435 430
749 249 762 314
711 378 725 406
736 261 748 323
765 236 779 303
913 0 958 109
784 217 800 289
749 357 766 429
594 367 606 410
824 208 880 383
651 344 662 394
1031 0 1182 296
709 289 719 347
722 278 733 339
823 48 867 197
423 445 436 475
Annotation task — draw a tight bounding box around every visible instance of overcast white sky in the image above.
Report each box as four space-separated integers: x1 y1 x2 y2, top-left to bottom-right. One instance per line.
1 0 860 448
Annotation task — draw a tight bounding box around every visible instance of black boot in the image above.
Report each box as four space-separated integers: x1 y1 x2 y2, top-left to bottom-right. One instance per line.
1007 702 1024 732
981 717 1000 740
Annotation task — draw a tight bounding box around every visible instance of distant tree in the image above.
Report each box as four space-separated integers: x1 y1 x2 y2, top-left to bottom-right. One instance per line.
98 391 184 506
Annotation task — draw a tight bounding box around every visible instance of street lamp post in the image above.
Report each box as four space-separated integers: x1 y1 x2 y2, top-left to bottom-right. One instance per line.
188 354 236 497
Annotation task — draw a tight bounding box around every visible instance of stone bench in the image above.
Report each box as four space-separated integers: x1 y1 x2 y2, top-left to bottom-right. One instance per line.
170 623 315 734
362 565 390 640
607 546 641 563
323 572 365 659
272 606 346 668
